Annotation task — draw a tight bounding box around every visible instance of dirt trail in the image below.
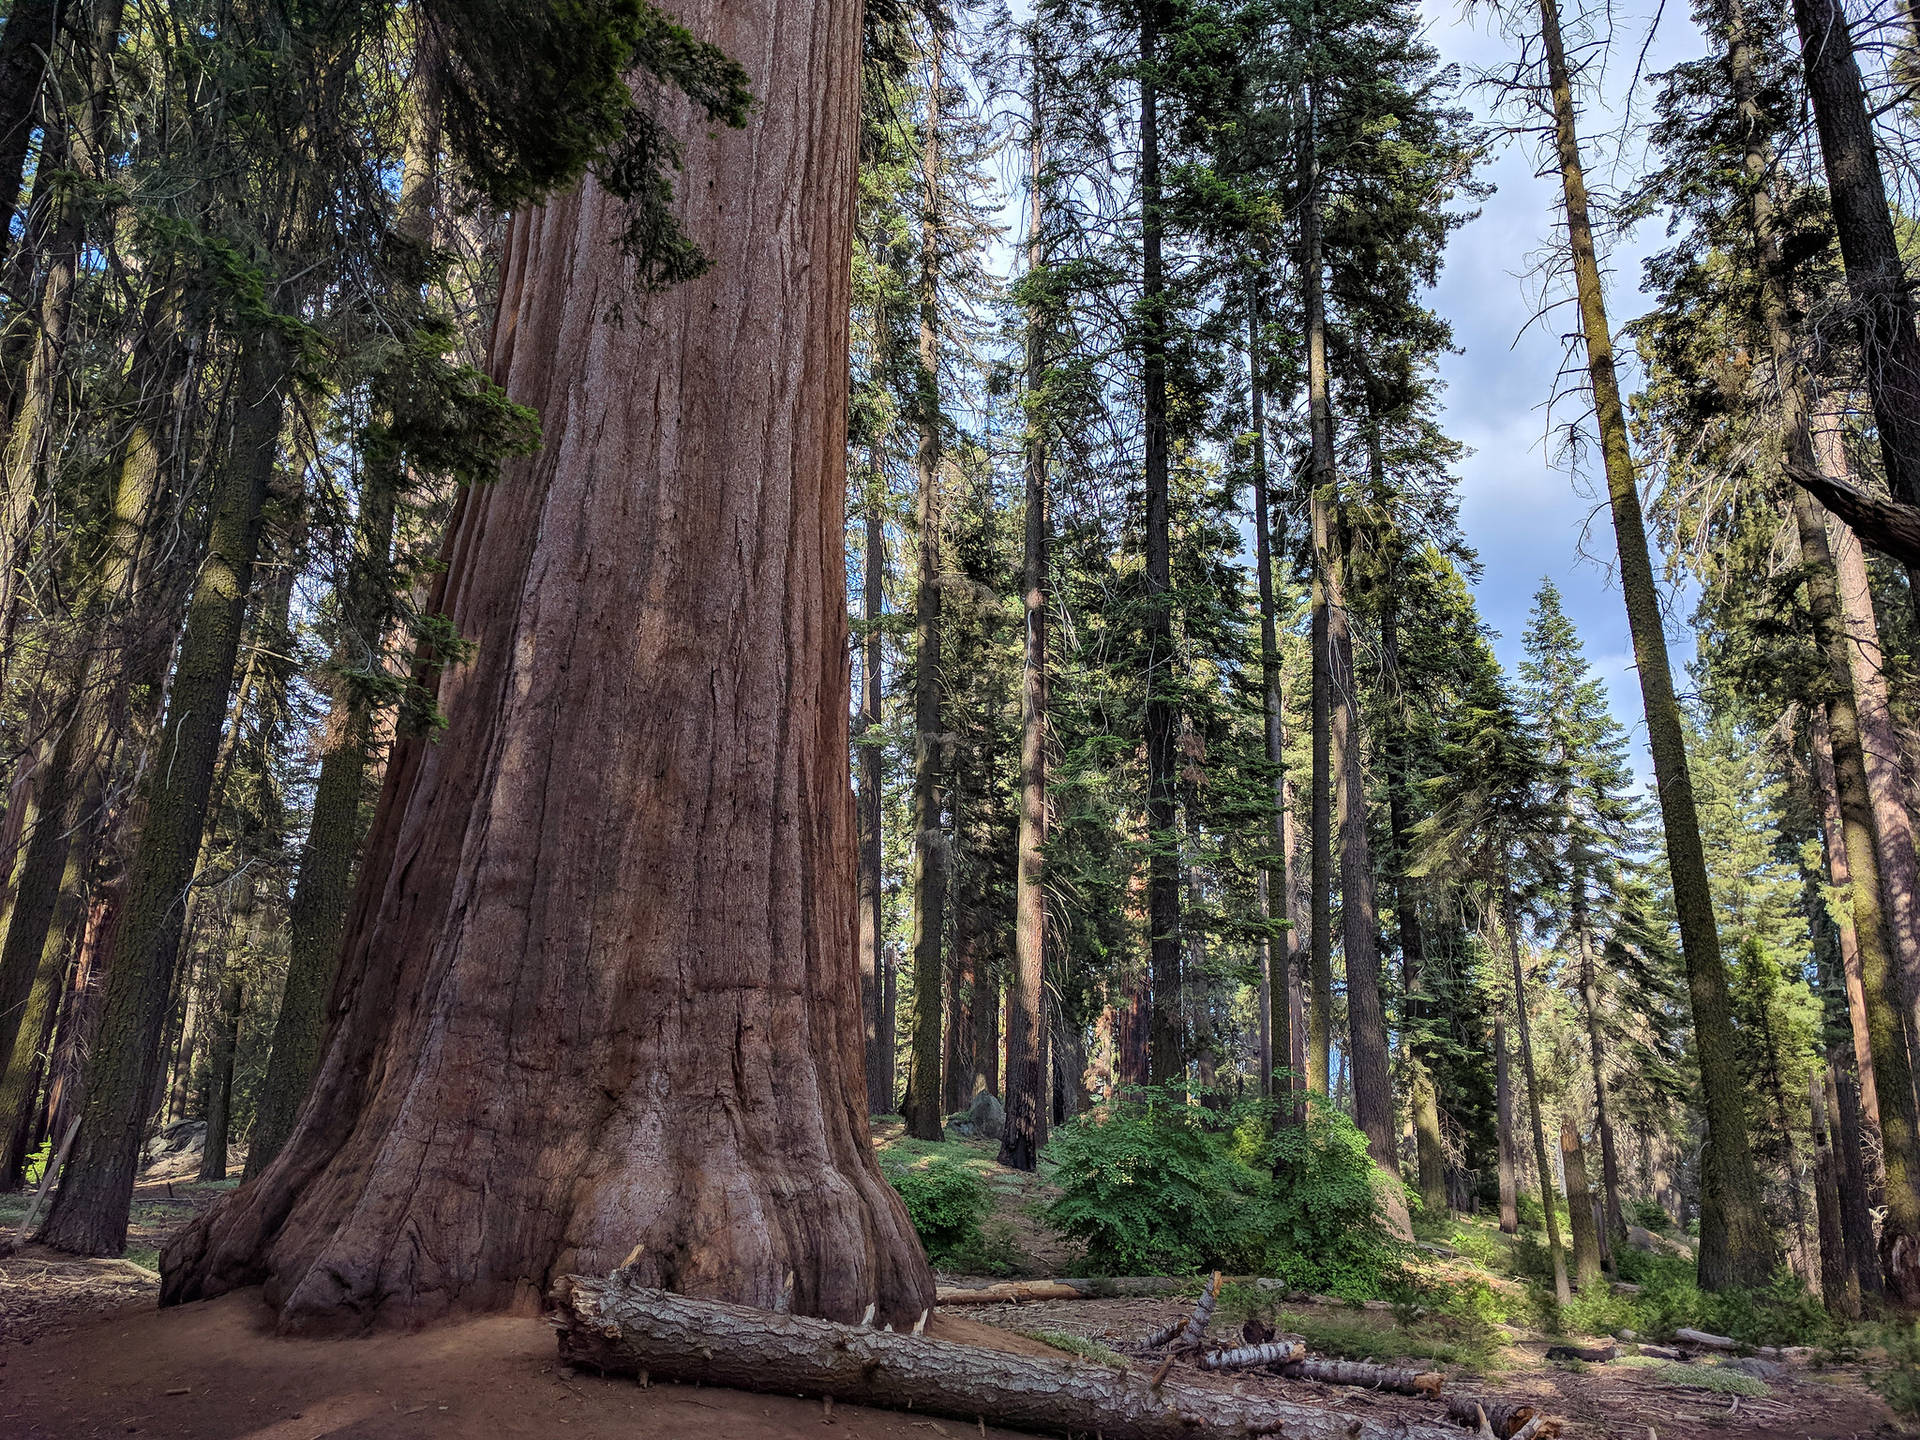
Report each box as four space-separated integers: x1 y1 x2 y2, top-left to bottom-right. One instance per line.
0 1289 1053 1440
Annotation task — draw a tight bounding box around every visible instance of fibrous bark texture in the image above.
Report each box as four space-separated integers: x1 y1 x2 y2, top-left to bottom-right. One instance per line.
161 0 931 1331
553 1274 1461 1440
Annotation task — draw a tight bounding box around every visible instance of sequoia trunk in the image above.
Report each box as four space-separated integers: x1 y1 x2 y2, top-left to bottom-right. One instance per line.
161 0 931 1330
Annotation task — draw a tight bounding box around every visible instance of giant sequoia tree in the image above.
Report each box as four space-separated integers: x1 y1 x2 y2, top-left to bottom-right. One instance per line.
162 0 933 1330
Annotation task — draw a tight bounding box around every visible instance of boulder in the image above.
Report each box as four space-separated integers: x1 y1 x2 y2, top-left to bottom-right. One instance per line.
968 1091 1005 1141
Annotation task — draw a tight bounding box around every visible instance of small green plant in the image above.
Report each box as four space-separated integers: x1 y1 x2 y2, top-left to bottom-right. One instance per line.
22 1139 50 1187
1615 1356 1767 1396
1012 1329 1129 1366
885 1155 991 1264
1627 1198 1673 1233
1867 1320 1920 1422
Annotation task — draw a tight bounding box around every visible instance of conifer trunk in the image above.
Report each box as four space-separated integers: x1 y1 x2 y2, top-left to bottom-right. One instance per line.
903 18 948 1141
1790 0 1920 607
1505 901 1568 1303
1561 1118 1602 1290
1001 78 1047 1170
1139 0 1181 1087
41 332 287 1255
1249 288 1296 1114
1301 71 1334 1095
1326 516 1393 1178
163 0 932 1329
1828 1055 1885 1301
197 871 253 1184
1496 1015 1517 1233
1534 0 1771 1289
859 480 889 1115
1383 591 1444 1215
1573 899 1623 1253
1811 1071 1858 1317
1811 709 1882 1147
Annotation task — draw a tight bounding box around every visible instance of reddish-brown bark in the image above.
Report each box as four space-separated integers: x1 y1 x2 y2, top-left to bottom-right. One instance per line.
161 0 930 1331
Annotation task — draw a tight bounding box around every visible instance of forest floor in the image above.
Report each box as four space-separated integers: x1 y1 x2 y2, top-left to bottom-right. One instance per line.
0 1130 1907 1438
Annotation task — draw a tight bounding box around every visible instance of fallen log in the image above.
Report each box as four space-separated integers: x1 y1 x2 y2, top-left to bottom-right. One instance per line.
1634 1344 1683 1361
554 1273 1463 1440
1180 1271 1223 1346
1275 1357 1443 1395
933 1281 1089 1306
1199 1340 1302 1371
1545 1342 1616 1362
1673 1327 1738 1352
1444 1396 1556 1438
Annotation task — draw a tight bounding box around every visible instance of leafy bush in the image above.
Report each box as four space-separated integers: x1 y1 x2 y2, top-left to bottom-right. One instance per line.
1558 1283 1641 1340
1043 1089 1404 1300
1628 1198 1673 1233
885 1155 991 1263
1045 1088 1263 1274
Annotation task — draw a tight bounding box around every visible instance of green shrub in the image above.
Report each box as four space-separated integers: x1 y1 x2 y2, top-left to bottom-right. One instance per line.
1558 1283 1640 1340
1628 1198 1673 1233
885 1155 990 1263
1045 1087 1263 1274
1868 1321 1920 1422
1261 1104 1405 1301
1043 1089 1404 1300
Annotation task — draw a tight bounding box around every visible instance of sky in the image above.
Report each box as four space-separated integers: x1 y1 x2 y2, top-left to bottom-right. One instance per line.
1420 0 1707 782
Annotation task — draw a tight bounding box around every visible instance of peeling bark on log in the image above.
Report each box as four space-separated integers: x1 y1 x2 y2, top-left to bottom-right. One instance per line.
1275 1358 1443 1394
1200 1340 1302 1370
1445 1397 1552 1438
937 1281 1090 1306
554 1274 1462 1440
1181 1270 1223 1346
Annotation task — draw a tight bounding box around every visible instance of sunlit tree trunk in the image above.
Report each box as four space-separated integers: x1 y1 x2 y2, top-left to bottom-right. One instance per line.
1496 1015 1517 1233
1534 0 1772 1288
1139 0 1181 1087
163 0 931 1330
42 331 288 1255
1001 101 1048 1164
858 475 889 1115
1790 0 1920 612
903 17 948 1141
1561 1117 1602 1290
1301 66 1333 1098
1505 899 1566 1302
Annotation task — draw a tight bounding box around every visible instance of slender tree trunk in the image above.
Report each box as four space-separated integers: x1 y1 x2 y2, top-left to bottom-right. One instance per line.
943 927 973 1116
1377 582 1444 1212
196 870 252 1183
1812 1069 1858 1316
0 820 86 1187
1561 1117 1602 1290
1248 287 1293 1113
1506 903 1567 1301
1574 899 1623 1255
1326 521 1394 1182
1139 0 1181 1088
1818 424 1920 1043
1496 1016 1517 1233
903 19 948 1142
972 953 998 1099
1790 0 1920 612
1002 82 1048 1170
859 474 889 1115
40 332 288 1255
1302 74 1333 1100
1535 0 1772 1290
1791 530 1920 1298
163 0 933 1329
1829 1055 1885 1301
1811 709 1883 1146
